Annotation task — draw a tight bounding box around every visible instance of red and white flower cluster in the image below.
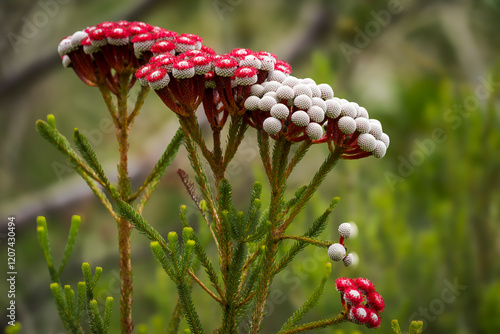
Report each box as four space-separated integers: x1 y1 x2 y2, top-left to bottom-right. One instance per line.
138 45 292 127
335 277 385 329
58 20 208 95
244 75 389 159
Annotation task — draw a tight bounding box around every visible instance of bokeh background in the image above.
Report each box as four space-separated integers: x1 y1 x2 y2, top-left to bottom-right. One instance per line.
1 0 499 333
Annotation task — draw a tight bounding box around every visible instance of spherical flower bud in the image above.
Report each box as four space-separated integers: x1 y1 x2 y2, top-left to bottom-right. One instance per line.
258 96 278 111
82 37 99 54
307 106 325 123
256 51 277 59
172 60 195 79
343 253 354 267
264 92 278 100
274 59 291 74
338 116 357 134
174 36 196 53
358 106 369 118
132 33 156 55
282 76 300 88
58 37 74 56
267 70 286 83
70 31 88 47
244 96 261 111
201 45 216 55
62 55 71 68
366 291 385 312
239 55 262 69
235 66 258 86
156 55 176 71
325 99 342 119
301 78 316 85
230 48 254 59
204 71 216 88
335 277 354 292
311 97 327 112
317 83 334 99
136 64 154 86
349 306 369 324
264 81 283 93
357 133 376 152
189 55 212 74
308 84 321 98
270 103 290 119
294 95 312 110
154 29 178 42
151 40 176 55
366 310 382 328
355 117 371 134
263 117 282 135
369 120 383 139
338 222 352 238
328 243 346 261
258 55 276 71
180 33 203 49
353 278 375 293
181 49 205 59
214 57 238 77
147 68 170 90
108 27 130 46
291 110 310 127
341 103 357 118
373 140 387 159
306 123 323 140
276 86 294 100
293 84 312 98
380 133 390 148
344 288 364 305
88 28 107 47
251 84 265 97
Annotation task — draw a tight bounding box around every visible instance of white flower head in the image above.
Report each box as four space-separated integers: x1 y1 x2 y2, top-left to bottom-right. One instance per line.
325 99 341 119
263 117 282 135
307 106 325 123
306 122 323 140
328 243 346 261
338 116 357 134
338 222 352 238
270 103 290 119
317 83 334 100
291 110 310 127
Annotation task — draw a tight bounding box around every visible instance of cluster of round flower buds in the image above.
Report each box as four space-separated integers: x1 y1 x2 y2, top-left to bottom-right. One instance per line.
58 22 388 160
138 44 292 127
244 75 389 159
328 222 356 267
57 20 209 95
335 277 384 329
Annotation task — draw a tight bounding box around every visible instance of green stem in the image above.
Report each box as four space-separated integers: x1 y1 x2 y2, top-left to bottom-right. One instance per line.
115 71 134 334
278 147 343 235
279 313 347 334
278 235 331 248
249 138 291 334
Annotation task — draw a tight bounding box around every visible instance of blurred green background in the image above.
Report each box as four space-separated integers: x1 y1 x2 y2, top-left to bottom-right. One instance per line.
1 0 499 333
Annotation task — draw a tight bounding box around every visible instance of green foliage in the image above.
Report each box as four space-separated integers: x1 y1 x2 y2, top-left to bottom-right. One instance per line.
278 263 332 333
37 216 113 334
391 320 424 334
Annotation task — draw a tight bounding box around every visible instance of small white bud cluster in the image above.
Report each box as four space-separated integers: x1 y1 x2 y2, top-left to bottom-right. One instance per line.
243 76 389 157
245 76 337 140
328 222 358 267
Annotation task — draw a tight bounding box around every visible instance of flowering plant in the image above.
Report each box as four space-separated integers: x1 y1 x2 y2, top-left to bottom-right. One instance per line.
33 20 420 334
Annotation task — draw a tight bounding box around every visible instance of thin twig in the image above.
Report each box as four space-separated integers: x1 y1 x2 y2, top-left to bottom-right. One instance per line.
188 270 223 304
